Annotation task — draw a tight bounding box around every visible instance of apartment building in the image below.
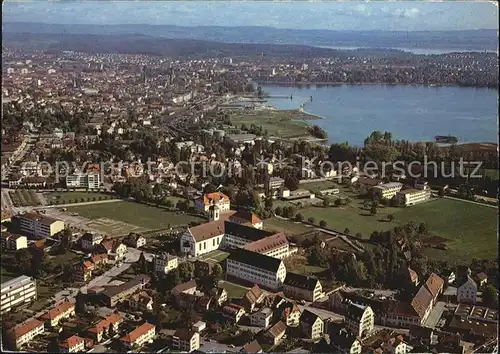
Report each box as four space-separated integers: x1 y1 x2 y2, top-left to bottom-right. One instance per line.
40 300 75 327
10 319 45 349
226 249 287 290
153 253 178 275
102 275 150 307
195 192 230 213
80 232 104 251
172 329 200 353
1 275 37 314
120 322 156 349
87 313 123 343
283 272 323 302
59 335 85 353
373 182 403 199
73 260 94 283
15 212 65 239
1 232 28 250
66 172 100 189
250 307 273 328
300 309 324 341
345 303 375 338
264 321 287 345
396 188 431 206
457 270 478 304
223 303 247 323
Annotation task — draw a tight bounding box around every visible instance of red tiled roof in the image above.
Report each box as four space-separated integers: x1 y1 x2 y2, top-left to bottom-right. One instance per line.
40 300 74 320
243 232 288 254
120 322 155 343
187 211 235 242
201 192 230 205
60 335 84 349
88 313 122 334
425 273 444 299
12 319 44 339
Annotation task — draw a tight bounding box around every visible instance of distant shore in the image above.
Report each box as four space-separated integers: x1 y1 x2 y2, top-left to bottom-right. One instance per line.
255 81 498 90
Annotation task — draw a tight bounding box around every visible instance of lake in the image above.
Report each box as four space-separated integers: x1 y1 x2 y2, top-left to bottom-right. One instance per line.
261 84 498 146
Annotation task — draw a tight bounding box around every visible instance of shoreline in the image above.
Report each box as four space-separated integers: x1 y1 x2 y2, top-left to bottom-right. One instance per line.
255 81 498 90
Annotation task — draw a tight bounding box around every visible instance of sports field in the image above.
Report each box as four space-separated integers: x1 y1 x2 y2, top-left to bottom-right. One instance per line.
45 191 113 204
66 201 204 233
299 198 497 262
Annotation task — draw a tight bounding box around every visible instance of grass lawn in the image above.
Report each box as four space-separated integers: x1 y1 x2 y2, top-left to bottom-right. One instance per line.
218 281 249 298
46 251 81 267
66 202 204 231
264 217 311 235
230 110 314 138
300 180 339 194
300 198 497 262
44 191 113 204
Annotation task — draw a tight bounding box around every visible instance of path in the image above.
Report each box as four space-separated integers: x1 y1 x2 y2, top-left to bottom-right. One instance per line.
443 195 497 208
36 198 123 209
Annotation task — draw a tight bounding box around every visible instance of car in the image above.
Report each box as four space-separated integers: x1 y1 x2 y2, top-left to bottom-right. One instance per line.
300 300 306 305
229 345 235 348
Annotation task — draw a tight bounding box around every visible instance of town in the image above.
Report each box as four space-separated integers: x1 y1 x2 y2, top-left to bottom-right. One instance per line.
1 6 499 354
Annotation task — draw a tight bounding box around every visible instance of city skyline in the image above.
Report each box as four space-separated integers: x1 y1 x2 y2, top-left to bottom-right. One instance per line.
3 1 499 32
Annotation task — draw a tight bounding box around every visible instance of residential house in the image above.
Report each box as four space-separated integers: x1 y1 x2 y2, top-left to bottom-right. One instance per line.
73 260 94 282
408 326 433 347
98 239 127 260
81 232 104 251
123 233 146 248
345 303 375 338
1 232 28 250
222 303 246 323
102 275 151 307
120 322 156 349
59 335 85 353
215 287 228 306
241 285 265 313
264 321 287 346
87 313 123 343
300 309 324 341
10 319 45 349
40 300 75 327
172 329 200 353
172 279 198 298
475 272 488 288
226 249 287 290
457 269 477 304
90 253 108 267
128 291 154 312
193 321 206 333
250 307 273 328
241 340 263 353
195 192 230 213
15 212 65 239
283 272 323 302
280 301 302 327
153 253 178 275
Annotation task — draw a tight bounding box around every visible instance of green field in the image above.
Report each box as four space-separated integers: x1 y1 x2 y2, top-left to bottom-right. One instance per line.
300 198 498 262
66 202 204 231
264 217 311 235
230 110 314 138
218 281 249 298
45 191 113 205
300 180 340 194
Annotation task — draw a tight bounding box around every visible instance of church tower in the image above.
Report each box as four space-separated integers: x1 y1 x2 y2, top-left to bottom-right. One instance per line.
209 205 220 222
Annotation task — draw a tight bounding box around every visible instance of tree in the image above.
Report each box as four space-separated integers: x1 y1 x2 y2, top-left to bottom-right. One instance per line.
284 175 299 191
343 228 350 235
307 217 316 224
355 232 363 238
319 220 327 228
482 284 498 307
274 206 283 216
363 200 370 209
15 248 32 272
212 264 223 280
418 222 428 235
137 252 148 274
370 205 377 215
204 183 218 194
178 262 194 282
387 214 394 222
295 213 304 222
438 187 445 198
323 198 330 208
59 228 73 254
75 291 87 314
334 198 342 207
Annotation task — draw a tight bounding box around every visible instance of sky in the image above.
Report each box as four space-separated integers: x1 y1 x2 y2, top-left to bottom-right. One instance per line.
2 1 499 31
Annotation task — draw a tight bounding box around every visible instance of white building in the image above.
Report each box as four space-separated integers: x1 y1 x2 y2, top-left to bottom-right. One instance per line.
153 253 178 275
396 188 431 206
2 233 28 250
457 270 478 304
250 307 273 328
172 329 200 353
194 192 230 213
80 232 104 251
373 182 403 199
1 275 37 314
120 322 156 349
66 173 100 189
16 213 65 239
11 319 45 349
226 248 287 290
345 303 375 338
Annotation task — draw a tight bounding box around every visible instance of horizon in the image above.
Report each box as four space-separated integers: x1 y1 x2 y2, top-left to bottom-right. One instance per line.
3 1 499 32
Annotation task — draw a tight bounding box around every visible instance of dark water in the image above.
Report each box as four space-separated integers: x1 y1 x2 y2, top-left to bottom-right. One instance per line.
262 84 498 146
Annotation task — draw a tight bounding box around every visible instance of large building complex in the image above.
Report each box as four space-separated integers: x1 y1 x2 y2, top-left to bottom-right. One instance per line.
15 212 65 239
1 275 37 314
66 172 101 189
373 182 403 199
396 188 431 206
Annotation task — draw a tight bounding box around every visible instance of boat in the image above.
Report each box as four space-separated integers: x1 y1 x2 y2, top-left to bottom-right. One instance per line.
435 135 459 144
